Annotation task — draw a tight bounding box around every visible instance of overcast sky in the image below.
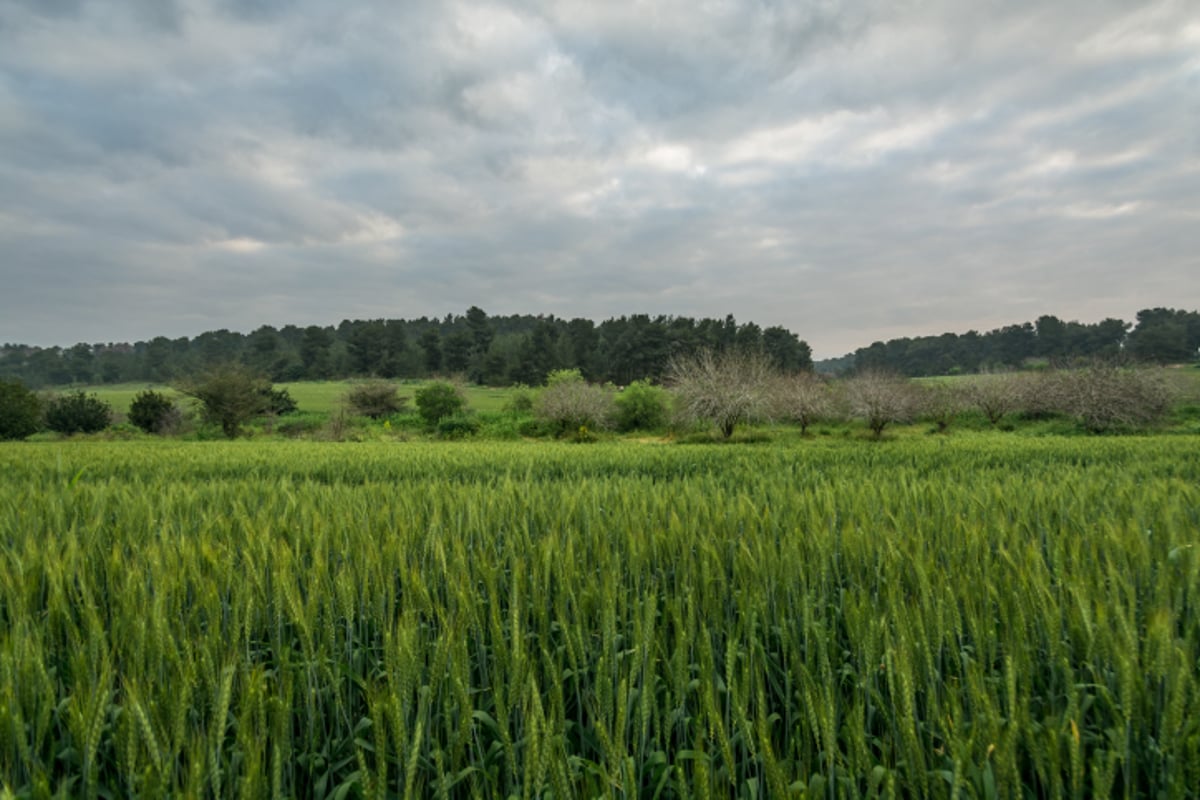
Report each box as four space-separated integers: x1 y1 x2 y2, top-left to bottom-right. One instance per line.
1 0 1197 357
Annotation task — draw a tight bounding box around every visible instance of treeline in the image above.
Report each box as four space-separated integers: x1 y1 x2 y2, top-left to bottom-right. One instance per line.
0 308 812 388
4 306 1196 389
844 308 1200 376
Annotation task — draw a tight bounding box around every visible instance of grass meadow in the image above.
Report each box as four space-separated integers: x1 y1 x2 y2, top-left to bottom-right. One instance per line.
1 435 1198 798
72 381 518 417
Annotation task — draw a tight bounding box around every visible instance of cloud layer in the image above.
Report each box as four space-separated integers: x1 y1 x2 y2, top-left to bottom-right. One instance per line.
2 0 1197 356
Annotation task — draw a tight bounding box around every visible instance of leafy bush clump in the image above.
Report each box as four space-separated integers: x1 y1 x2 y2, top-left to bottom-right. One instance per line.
45 391 111 434
128 390 180 434
262 386 297 415
503 386 535 416
179 364 273 438
276 412 326 438
0 378 42 440
477 412 522 440
614 380 670 432
415 381 466 426
345 381 407 419
436 413 480 439
517 417 556 438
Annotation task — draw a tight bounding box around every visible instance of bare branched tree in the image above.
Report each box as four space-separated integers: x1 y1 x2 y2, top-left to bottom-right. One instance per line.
534 369 615 436
845 371 919 438
1057 365 1173 432
770 371 833 435
917 381 967 433
1014 371 1066 420
965 372 1023 425
667 348 776 438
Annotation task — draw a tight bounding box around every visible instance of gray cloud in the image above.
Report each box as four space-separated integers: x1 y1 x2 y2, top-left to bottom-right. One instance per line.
1 0 1197 356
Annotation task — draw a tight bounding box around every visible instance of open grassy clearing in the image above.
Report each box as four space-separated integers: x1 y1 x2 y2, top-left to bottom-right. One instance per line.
1 435 1198 798
43 370 1200 444
70 380 519 417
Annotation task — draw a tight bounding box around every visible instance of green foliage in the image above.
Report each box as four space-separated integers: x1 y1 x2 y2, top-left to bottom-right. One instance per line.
545 367 584 386
517 417 556 437
435 413 480 439
0 438 1198 796
128 389 179 434
179 364 272 438
614 379 669 432
0 378 42 440
344 381 406 419
261 385 297 415
502 385 535 415
275 411 326 438
475 412 523 440
44 390 111 434
414 380 467 426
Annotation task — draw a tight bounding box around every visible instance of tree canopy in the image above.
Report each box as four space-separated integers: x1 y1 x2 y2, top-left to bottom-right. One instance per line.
0 309 813 388
3 306 1196 389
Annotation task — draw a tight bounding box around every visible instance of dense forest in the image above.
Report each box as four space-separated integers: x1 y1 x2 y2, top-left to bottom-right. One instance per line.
841 308 1200 376
0 308 811 388
1 307 1196 389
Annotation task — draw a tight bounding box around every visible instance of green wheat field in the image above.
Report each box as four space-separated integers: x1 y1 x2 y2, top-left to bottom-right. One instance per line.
2 436 1198 798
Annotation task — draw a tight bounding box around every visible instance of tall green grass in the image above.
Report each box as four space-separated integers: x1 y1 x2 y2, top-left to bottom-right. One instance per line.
1 437 1197 797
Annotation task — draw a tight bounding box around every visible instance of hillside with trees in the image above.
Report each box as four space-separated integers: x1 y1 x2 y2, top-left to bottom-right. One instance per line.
833 308 1200 376
0 308 811 388
2 306 1197 389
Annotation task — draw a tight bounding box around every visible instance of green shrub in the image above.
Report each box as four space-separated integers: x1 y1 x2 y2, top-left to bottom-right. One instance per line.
262 386 297 415
0 378 42 440
345 381 407 419
614 380 669 432
436 413 480 439
45 391 111 434
415 381 466 426
179 364 273 439
276 412 326 438
100 422 147 440
503 386 535 415
477 412 522 440
517 417 556 438
128 390 180 434
387 412 425 431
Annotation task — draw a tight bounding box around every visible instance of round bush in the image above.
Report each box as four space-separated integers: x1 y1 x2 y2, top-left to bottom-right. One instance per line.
614 380 669 432
262 386 297 415
503 387 535 416
129 390 178 434
415 381 466 426
436 413 480 439
0 378 42 440
345 381 406 419
45 391 111 435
